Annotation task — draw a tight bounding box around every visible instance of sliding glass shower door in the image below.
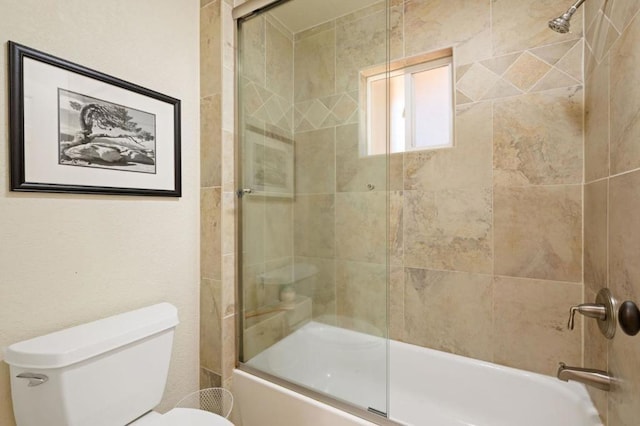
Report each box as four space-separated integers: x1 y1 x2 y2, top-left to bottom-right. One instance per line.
236 0 390 417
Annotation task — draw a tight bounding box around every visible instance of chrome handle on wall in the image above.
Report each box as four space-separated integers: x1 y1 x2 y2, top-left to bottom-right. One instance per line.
16 372 48 387
567 288 616 339
618 300 640 336
568 304 606 329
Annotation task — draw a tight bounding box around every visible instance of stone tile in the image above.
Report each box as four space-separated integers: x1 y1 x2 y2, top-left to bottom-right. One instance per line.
295 128 335 194
585 55 610 182
242 194 265 266
332 95 358 122
200 367 222 390
293 194 335 258
335 191 387 264
404 268 493 361
609 0 640 33
201 1 221 97
390 5 404 60
222 315 236 381
201 278 222 373
584 180 608 295
266 20 294 100
584 289 609 426
336 8 387 93
304 100 330 129
390 265 404 341
610 12 640 175
336 260 387 336
243 262 265 313
493 87 583 186
404 102 492 191
586 11 620 63
529 69 580 92
503 52 552 92
201 95 222 187
390 191 403 266
493 276 582 376
480 52 520 75
456 63 500 101
295 20 335 42
609 171 640 302
492 0 582 56
585 0 607 31
243 311 284 361
455 91 473 105
555 39 583 83
222 1 235 68
336 123 387 193
202 188 222 280
494 186 582 282
263 199 292 261
389 153 404 192
294 27 335 102
404 187 493 274
404 0 491 65
480 78 522 100
222 254 236 316
608 172 640 423
293 256 336 320
240 15 265 86
456 63 473 81
609 320 640 425
222 130 235 192
221 191 236 256
530 40 580 66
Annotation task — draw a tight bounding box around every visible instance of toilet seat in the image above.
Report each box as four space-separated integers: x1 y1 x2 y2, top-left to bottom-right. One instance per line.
132 408 233 426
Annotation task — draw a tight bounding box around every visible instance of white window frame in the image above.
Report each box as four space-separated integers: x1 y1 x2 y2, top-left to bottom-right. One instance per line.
365 53 454 156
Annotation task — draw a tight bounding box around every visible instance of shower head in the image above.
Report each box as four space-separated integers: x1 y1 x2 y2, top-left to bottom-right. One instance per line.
548 0 586 34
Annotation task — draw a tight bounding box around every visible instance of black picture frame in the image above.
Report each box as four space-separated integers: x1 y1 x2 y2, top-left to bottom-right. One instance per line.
8 41 182 197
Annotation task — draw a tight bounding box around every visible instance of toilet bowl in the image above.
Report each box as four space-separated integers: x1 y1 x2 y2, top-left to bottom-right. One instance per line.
5 303 231 426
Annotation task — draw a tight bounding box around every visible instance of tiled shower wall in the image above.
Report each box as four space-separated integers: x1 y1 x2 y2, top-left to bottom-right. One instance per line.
583 0 640 424
292 0 585 378
200 0 237 390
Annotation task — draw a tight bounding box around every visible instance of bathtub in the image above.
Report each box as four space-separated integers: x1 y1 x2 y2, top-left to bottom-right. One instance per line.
233 321 603 426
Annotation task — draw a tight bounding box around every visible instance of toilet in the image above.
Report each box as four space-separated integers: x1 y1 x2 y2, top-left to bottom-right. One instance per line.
4 303 233 426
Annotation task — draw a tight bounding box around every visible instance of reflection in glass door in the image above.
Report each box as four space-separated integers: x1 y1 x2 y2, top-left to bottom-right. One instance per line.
236 0 390 417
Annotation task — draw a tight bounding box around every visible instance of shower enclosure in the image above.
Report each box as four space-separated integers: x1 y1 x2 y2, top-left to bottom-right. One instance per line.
235 0 392 420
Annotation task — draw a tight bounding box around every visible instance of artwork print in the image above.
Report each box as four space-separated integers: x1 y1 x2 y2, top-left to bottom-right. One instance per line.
58 89 157 174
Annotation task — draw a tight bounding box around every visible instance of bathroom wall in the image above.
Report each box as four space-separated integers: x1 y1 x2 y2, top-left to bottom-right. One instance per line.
0 0 201 424
292 0 585 377
583 0 640 424
200 0 237 389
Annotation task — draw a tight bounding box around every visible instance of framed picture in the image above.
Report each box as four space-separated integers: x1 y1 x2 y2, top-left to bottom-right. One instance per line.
8 41 181 197
244 124 294 198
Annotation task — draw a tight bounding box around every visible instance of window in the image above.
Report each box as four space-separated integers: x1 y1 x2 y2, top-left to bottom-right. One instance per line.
366 52 454 156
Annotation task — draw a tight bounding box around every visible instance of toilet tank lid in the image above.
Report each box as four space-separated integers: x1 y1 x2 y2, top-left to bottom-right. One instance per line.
4 303 179 369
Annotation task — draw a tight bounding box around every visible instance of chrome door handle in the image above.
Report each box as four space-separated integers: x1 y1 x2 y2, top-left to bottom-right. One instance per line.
16 372 48 387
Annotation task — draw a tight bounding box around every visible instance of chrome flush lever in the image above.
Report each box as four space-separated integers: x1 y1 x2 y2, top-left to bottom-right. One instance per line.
16 372 48 387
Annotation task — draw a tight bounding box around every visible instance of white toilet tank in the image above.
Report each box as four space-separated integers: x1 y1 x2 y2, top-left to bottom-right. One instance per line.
4 303 179 426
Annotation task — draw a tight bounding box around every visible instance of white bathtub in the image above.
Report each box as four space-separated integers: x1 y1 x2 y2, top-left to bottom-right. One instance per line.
233 321 603 426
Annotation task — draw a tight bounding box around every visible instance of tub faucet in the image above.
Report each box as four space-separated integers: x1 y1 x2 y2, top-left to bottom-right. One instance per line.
557 362 612 391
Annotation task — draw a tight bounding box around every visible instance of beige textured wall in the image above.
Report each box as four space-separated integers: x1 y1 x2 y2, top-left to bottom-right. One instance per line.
583 1 640 424
0 1 201 424
291 0 585 377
